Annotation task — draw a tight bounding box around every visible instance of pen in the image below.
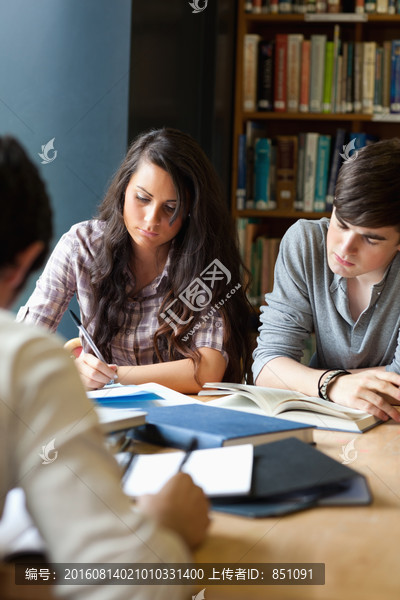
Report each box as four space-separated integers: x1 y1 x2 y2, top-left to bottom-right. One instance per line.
178 439 197 472
69 309 115 384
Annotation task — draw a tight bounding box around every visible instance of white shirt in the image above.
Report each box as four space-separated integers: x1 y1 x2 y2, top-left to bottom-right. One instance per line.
0 310 191 599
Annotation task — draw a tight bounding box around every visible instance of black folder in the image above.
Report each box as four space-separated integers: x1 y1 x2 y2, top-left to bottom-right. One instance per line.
211 437 371 517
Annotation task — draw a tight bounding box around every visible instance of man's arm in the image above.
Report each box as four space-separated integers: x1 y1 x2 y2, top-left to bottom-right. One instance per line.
256 356 400 422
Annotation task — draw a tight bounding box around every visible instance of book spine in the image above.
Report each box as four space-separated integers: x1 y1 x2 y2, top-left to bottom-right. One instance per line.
373 46 383 114
303 132 319 212
322 41 334 113
257 40 275 111
345 42 354 113
295 132 306 211
382 40 392 114
243 34 261 112
325 128 346 211
314 135 332 212
254 137 272 210
276 135 298 210
353 42 363 113
390 40 400 113
274 34 288 112
376 0 388 11
362 41 376 115
287 34 303 113
331 25 341 113
309 35 327 113
236 134 247 210
299 40 311 113
340 42 348 114
365 0 376 11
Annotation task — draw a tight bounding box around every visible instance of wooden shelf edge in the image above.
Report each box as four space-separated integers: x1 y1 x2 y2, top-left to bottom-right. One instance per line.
233 209 332 219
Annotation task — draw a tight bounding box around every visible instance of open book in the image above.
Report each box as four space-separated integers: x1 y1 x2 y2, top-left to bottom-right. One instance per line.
201 383 381 433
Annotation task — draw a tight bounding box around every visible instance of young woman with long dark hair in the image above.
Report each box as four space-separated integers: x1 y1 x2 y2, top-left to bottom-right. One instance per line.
18 128 252 392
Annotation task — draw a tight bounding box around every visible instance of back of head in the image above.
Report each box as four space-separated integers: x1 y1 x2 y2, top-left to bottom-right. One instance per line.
334 137 400 230
0 136 52 271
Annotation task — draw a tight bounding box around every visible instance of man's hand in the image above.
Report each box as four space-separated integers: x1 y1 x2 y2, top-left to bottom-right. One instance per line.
137 472 210 550
328 370 400 422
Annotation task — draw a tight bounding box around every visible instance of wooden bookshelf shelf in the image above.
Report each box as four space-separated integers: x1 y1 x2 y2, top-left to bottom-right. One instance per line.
232 0 400 304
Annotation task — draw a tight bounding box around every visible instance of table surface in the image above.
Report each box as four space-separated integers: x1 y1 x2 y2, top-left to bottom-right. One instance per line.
194 418 400 600
2 404 400 600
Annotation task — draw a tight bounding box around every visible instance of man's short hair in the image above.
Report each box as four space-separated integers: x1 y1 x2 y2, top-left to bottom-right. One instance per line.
334 137 400 231
0 136 52 271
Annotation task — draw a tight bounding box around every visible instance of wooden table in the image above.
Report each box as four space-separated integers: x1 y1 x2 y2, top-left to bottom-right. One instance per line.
194 420 400 599
3 414 400 599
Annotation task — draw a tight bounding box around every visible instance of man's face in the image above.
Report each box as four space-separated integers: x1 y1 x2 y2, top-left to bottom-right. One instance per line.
327 208 400 283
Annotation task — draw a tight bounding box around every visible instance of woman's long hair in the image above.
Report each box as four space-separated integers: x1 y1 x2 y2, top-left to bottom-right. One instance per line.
88 128 253 383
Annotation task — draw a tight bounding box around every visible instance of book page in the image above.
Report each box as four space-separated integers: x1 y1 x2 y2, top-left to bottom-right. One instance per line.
123 444 254 498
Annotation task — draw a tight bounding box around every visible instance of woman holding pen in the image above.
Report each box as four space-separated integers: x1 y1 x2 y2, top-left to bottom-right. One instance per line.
17 128 252 392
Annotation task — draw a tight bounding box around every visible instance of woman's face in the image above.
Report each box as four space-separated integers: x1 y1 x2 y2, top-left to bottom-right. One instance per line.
123 161 184 255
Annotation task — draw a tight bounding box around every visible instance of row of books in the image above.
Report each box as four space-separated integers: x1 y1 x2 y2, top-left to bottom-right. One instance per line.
245 0 399 13
244 29 400 114
236 123 378 211
237 218 282 303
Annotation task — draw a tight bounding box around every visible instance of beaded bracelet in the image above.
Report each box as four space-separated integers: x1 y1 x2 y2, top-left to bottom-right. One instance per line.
318 369 350 401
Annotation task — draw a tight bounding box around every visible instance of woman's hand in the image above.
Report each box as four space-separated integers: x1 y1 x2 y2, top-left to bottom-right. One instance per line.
75 352 118 390
328 370 400 422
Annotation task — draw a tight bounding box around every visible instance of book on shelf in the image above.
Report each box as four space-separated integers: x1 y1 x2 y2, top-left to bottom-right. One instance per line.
362 41 377 114
331 24 341 112
390 40 400 113
236 133 247 210
133 403 314 449
325 127 346 211
295 132 306 211
374 46 384 113
243 33 261 112
201 382 382 433
303 132 319 211
274 34 288 112
353 41 363 113
254 137 274 209
257 39 274 111
314 134 332 211
287 34 303 112
322 40 335 113
299 39 311 112
275 135 298 210
244 121 268 209
309 34 327 113
382 40 392 113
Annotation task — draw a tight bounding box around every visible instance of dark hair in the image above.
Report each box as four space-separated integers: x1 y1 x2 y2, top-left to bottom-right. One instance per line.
0 136 52 272
88 127 253 383
334 137 400 230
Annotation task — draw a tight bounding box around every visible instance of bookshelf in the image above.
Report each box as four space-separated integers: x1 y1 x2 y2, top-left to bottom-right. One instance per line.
232 1 400 305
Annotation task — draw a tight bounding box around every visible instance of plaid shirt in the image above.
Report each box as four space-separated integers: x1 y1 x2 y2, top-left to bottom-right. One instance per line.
17 220 227 366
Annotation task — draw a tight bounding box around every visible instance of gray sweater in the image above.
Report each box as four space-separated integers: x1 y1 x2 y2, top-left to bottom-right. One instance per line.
252 218 400 381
